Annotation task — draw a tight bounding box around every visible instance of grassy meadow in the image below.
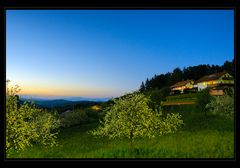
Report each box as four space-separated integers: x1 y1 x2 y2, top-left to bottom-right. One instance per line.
8 107 234 159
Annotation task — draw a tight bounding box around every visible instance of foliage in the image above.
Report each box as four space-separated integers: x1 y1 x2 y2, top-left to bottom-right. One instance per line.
89 92 183 143
31 110 61 146
224 87 234 97
6 80 60 154
85 108 100 119
206 94 234 119
60 109 88 128
196 89 212 114
144 87 170 112
139 81 145 92
223 59 235 76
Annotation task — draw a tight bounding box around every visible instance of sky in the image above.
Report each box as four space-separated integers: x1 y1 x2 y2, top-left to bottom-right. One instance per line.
6 10 234 98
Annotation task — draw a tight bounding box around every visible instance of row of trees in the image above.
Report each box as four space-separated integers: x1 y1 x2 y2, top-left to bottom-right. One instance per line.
139 59 234 92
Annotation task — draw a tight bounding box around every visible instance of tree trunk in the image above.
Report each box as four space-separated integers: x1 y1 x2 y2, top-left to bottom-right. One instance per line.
129 130 134 149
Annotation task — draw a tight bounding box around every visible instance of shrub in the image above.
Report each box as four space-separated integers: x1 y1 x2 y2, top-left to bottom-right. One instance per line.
31 110 60 146
89 92 183 146
6 81 60 155
206 94 234 119
144 87 170 112
196 89 212 115
85 108 99 119
60 109 88 127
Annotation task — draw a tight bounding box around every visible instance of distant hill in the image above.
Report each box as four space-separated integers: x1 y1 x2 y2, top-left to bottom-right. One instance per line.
21 99 72 107
19 95 111 102
63 97 111 102
19 97 108 111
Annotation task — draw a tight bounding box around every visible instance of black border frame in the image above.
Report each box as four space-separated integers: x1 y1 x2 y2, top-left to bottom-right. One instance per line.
1 0 239 166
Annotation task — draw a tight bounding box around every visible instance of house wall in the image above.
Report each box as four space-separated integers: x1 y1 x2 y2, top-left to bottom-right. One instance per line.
197 73 234 91
186 83 193 88
219 73 234 84
206 80 218 85
172 86 185 91
171 82 193 91
209 89 224 96
219 79 234 84
197 83 207 91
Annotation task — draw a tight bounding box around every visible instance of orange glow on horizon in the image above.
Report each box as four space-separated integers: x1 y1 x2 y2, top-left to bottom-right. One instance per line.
17 84 120 98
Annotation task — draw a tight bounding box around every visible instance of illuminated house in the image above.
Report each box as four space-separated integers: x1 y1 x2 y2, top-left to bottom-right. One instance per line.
194 71 234 95
170 80 194 93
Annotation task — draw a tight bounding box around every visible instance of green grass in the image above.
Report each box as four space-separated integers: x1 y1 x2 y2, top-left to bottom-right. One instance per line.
164 97 197 103
7 111 234 158
163 93 198 106
166 93 199 100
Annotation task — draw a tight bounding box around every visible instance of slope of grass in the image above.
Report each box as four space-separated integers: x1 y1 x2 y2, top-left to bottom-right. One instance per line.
7 112 234 158
163 94 198 106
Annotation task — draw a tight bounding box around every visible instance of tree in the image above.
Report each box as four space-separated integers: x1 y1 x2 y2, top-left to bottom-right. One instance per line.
206 89 234 119
196 89 212 116
89 92 183 147
169 67 183 85
139 81 145 92
223 59 235 76
60 109 88 128
146 87 170 112
145 78 150 90
6 80 60 155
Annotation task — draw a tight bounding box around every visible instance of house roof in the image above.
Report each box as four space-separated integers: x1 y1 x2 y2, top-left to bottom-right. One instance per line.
195 71 228 84
170 80 193 88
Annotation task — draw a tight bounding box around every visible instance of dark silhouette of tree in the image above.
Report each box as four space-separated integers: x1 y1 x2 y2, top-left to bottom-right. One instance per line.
139 81 146 92
145 78 150 90
223 59 234 76
168 67 183 85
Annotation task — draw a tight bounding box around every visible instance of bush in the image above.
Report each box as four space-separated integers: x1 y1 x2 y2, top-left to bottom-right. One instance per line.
6 81 60 154
85 109 99 119
31 110 60 146
144 87 170 112
196 89 212 114
89 92 183 145
60 109 88 128
206 94 234 119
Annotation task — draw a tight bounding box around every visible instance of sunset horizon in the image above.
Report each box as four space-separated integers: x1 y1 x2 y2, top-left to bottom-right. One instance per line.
6 10 234 99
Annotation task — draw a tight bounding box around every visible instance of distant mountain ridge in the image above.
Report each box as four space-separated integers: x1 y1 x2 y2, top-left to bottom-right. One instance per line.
19 95 111 109
19 95 111 102
63 97 111 102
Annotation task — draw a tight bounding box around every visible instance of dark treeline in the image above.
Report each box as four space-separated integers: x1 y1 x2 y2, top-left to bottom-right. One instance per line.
139 59 234 92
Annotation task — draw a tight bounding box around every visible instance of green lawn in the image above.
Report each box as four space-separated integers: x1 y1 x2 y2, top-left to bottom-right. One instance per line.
163 93 198 106
7 111 234 158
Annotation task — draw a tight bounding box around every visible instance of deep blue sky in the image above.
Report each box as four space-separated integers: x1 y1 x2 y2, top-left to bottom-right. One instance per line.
6 10 234 98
